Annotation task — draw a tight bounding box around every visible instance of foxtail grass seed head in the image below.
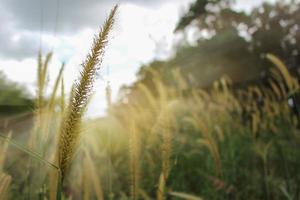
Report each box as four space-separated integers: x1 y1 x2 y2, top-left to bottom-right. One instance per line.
57 5 118 181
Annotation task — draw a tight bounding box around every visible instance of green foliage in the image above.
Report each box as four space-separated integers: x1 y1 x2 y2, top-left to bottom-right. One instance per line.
175 0 236 32
0 71 33 115
166 0 300 90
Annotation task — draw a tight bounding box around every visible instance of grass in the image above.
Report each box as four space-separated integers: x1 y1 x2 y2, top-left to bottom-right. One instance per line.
1 5 300 200
56 4 118 183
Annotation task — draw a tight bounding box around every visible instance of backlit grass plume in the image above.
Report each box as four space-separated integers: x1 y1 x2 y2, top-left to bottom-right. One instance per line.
0 173 11 200
57 5 118 181
129 119 140 200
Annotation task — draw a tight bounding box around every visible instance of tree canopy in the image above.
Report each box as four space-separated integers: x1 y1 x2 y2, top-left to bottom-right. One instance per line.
0 71 33 115
116 0 300 106
175 0 300 70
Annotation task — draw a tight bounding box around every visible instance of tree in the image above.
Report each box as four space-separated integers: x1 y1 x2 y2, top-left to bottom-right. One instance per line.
117 0 300 105
176 0 300 70
0 71 33 115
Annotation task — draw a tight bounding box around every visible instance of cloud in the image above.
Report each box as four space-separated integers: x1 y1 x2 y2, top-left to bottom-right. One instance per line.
0 28 42 60
0 4 46 59
0 0 181 60
1 0 175 34
0 0 193 117
0 25 57 60
0 0 274 60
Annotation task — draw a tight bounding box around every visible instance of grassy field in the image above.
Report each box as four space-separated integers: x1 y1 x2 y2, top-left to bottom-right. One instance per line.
1 5 300 200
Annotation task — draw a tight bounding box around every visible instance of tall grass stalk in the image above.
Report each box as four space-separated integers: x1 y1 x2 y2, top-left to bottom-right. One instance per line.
0 173 11 200
129 120 140 200
60 77 65 114
56 4 118 183
0 131 12 172
84 149 104 200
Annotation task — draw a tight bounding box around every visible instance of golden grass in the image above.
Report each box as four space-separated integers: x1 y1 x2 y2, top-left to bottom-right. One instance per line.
60 77 65 114
0 173 11 200
129 119 140 200
57 5 118 181
1 24 299 199
0 131 11 172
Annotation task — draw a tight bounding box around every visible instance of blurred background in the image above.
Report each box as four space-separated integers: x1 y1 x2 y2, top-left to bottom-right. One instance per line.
1 0 300 199
1 0 298 118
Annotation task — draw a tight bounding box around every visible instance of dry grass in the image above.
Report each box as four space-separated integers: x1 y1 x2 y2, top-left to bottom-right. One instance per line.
56 5 118 181
1 20 300 199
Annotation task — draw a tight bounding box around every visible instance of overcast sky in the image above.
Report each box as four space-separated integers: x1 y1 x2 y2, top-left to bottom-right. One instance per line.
0 0 275 117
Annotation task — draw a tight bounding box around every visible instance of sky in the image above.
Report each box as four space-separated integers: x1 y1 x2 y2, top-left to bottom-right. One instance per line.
0 0 275 117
